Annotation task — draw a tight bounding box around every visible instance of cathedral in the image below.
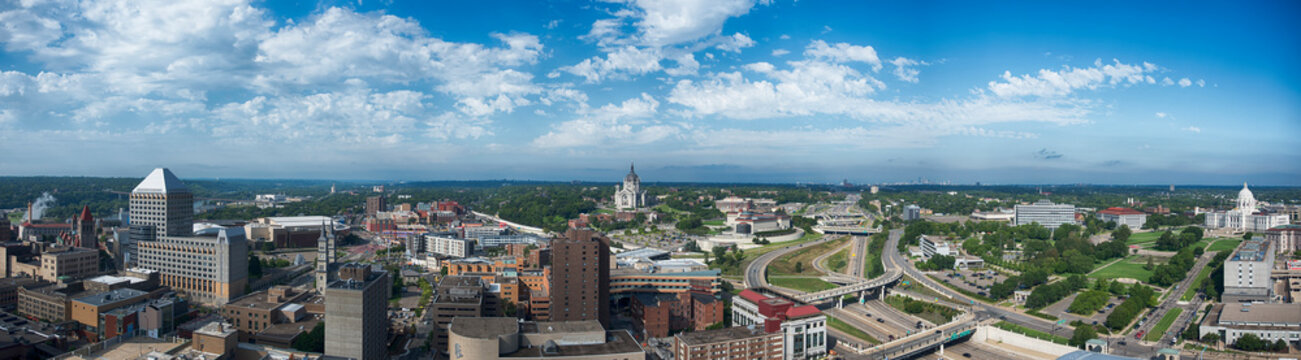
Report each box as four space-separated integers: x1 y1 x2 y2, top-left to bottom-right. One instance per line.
614 163 647 210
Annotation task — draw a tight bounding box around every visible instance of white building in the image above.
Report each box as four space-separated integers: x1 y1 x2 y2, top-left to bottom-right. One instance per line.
903 205 922 221
1097 207 1148 229
614 164 648 210
970 210 1014 222
1205 183 1291 233
478 234 545 248
1265 225 1301 256
426 235 473 258
1014 199 1076 230
919 235 953 258
1223 238 1275 303
726 211 791 234
1200 303 1301 346
733 289 827 360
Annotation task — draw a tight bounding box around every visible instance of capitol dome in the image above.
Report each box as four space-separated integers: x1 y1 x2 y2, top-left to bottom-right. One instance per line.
1236 182 1257 211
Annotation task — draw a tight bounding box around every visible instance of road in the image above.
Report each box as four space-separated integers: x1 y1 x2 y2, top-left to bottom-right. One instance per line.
1124 250 1216 353
847 236 869 278
744 235 832 289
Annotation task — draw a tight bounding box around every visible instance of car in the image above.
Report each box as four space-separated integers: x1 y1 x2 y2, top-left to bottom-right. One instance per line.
962 353 972 358
935 330 942 334
865 313 872 317
877 318 885 323
1118 341 1127 346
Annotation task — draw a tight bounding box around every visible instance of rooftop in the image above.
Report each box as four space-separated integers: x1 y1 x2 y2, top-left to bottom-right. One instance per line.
1229 239 1270 262
1055 350 1142 360
448 317 519 339
194 322 237 338
73 288 147 307
502 330 643 358
87 275 147 286
1217 303 1301 325
675 326 773 345
1098 207 1145 215
132 168 188 193
527 320 604 335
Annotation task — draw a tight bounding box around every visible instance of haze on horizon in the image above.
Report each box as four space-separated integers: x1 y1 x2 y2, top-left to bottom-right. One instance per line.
0 1 1298 185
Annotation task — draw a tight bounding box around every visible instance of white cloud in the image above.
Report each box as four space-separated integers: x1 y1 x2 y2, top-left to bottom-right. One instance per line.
1155 112 1167 118
1196 79 1205 87
715 33 756 52
624 0 759 47
1161 77 1175 86
1178 78 1192 87
779 34 791 40
1182 126 1201 133
804 40 882 71
889 57 927 83
533 93 680 148
664 53 701 76
545 19 561 29
559 46 663 83
987 59 1157 97
771 49 790 56
211 88 473 145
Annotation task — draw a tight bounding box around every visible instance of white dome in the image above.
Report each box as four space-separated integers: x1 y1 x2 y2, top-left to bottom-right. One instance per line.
1236 182 1257 211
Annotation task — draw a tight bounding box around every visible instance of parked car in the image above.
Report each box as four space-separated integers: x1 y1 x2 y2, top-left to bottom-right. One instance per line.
962 353 972 358
877 318 885 323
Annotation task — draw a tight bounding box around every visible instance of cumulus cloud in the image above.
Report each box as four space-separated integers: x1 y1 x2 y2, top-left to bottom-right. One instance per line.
558 46 663 82
1178 78 1192 87
987 59 1159 97
771 49 790 56
533 93 680 148
889 57 927 83
1155 112 1167 118
804 40 882 71
1182 126 1201 133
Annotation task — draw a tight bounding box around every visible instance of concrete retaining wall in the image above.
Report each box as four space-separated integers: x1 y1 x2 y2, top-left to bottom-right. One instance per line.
972 325 1077 357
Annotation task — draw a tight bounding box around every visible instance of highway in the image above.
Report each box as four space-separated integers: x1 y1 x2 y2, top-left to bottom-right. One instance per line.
744 235 833 289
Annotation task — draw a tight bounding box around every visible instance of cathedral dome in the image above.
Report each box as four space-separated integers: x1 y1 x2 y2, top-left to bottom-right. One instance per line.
624 164 639 183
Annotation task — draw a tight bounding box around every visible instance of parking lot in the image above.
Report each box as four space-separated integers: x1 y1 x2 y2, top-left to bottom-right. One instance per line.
1038 291 1125 326
612 229 699 250
935 268 1007 298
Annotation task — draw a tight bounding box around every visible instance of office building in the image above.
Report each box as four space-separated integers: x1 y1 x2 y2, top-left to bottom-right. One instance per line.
365 196 386 216
970 209 1015 222
325 263 390 360
430 275 499 355
76 205 97 250
427 234 473 258
903 205 922 221
919 235 952 258
1199 302 1301 345
673 326 784 360
220 286 311 341
38 247 99 282
630 288 724 339
447 317 646 360
129 168 193 238
0 277 48 311
1015 199 1077 230
1223 238 1276 303
548 228 611 328
137 228 248 306
17 283 86 322
732 290 827 360
70 288 150 341
245 216 346 249
478 234 545 248
726 211 791 234
1265 225 1301 255
1097 207 1147 229
614 163 648 210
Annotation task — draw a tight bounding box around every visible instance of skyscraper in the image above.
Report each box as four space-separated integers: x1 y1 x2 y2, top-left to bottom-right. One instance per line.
547 228 611 328
325 263 390 360
130 168 247 306
129 168 193 238
365 196 386 216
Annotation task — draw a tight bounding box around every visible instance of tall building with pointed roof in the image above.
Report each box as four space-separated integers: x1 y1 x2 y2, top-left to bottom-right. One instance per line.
76 205 97 250
130 168 194 238
614 163 647 210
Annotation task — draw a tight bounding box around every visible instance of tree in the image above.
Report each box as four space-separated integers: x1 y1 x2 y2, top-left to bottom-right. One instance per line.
248 254 263 278
1069 325 1098 347
292 321 325 352
1243 232 1253 240
1232 333 1266 351
1201 333 1220 344
794 262 804 273
261 242 276 252
1143 256 1155 271
1113 225 1131 243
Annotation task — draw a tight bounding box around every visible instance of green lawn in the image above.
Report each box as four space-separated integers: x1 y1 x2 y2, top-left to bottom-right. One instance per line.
703 219 725 226
828 316 880 344
1144 308 1183 342
1206 238 1242 253
1127 231 1163 245
720 232 824 276
1088 256 1158 283
826 249 849 273
994 321 1069 345
1182 265 1215 301
768 277 838 292
769 236 848 276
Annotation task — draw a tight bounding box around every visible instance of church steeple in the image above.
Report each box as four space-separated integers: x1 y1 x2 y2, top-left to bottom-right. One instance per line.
630 162 635 174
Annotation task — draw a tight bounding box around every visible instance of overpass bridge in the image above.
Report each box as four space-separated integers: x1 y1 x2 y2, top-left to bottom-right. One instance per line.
796 268 902 303
853 315 979 359
814 225 880 235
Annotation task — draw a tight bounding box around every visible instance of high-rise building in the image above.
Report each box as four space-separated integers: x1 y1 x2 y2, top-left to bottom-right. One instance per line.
548 228 611 328
430 275 499 355
316 223 338 294
129 168 193 238
325 263 390 360
903 204 921 221
1014 199 1077 230
76 205 97 250
365 196 386 216
130 168 247 306
1222 238 1275 303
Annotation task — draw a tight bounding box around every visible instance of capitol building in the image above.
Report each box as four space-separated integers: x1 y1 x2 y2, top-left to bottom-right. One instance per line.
1204 183 1289 233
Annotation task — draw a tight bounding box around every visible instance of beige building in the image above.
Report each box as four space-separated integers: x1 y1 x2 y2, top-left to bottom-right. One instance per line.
192 321 240 360
17 283 85 322
448 317 646 360
325 263 390 360
674 326 784 360
137 229 248 306
69 288 149 330
39 247 99 282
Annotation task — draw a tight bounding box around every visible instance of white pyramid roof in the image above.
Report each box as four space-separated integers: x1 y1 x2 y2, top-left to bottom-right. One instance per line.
132 168 188 193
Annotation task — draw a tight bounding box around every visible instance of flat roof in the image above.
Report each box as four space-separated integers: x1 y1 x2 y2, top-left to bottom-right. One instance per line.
73 288 147 307
675 326 773 345
528 320 603 335
449 317 518 339
88 275 146 286
502 330 643 358
1217 303 1301 325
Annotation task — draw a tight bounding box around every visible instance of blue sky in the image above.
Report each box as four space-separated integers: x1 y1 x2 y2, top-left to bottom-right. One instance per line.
1 0 1298 184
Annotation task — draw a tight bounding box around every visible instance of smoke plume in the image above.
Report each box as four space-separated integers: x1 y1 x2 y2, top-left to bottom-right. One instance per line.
26 192 56 221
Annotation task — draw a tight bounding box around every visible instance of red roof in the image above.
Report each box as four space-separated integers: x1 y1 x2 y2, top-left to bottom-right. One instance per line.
738 289 768 304
79 205 94 222
786 305 821 318
1099 207 1145 215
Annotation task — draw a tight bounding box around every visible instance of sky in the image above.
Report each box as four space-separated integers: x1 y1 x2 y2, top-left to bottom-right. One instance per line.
1 0 1298 185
